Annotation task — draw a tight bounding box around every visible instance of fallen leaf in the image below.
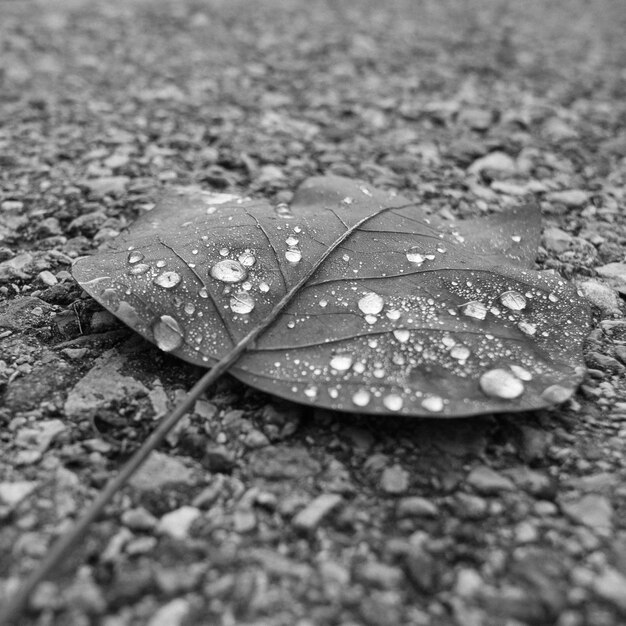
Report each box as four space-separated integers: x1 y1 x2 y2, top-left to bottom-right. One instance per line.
72 176 590 417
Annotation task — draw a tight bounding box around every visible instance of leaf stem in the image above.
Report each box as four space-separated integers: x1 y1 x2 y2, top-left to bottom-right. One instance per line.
0 200 410 623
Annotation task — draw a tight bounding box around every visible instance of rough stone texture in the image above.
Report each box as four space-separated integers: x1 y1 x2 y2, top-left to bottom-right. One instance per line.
1 0 626 624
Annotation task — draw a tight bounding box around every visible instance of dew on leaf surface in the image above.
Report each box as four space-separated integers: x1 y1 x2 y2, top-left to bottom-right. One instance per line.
99 288 120 308
450 345 471 361
238 251 256 267
393 329 410 343
198 287 209 298
511 235 522 242
330 353 353 371
229 291 255 315
152 315 184 352
219 248 229 257
285 235 299 246
460 301 488 320
358 291 384 315
352 389 371 407
154 271 181 289
184 302 195 315
128 263 150 276
285 248 302 264
518 321 536 336
406 247 425 264
210 259 248 283
383 394 403 411
156 260 166 268
421 395 444 413
541 384 571 403
479 368 524 399
548 292 559 303
386 309 401 320
509 364 532 381
259 282 270 293
304 385 318 400
319 299 328 308
127 250 144 264
499 290 527 311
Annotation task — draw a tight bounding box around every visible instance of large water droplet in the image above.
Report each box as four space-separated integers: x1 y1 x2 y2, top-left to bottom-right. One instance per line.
259 282 270 293
479 369 524 399
238 251 256 267
352 389 371 407
509 364 532 381
406 247 425 264
153 315 184 352
154 271 181 289
229 291 255 314
330 353 353 371
500 290 527 311
285 248 302 264
517 321 536 336
421 395 443 413
184 302 195 315
100 288 120 309
548 292 559 303
460 301 488 320
393 329 410 343
358 292 384 315
210 259 247 283
127 250 144 264
450 345 470 361
128 263 150 276
383 394 403 412
285 235 299 247
304 385 318 400
198 287 209 298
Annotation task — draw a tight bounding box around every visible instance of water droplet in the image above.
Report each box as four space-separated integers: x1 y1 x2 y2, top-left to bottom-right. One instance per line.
548 292 559 303
436 246 447 253
184 302 195 315
383 394 403 411
509 364 532 381
294 226 302 233
365 315 377 325
386 309 401 320
511 235 521 243
100 288 120 309
406 247 425 264
442 336 456 348
285 235 299 246
275 203 294 219
304 385 318 400
373 368 386 378
353 362 366 374
393 329 410 343
127 250 144 264
500 290 526 311
198 287 209 298
153 315 184 352
358 292 384 315
156 260 166 268
259 282 270 293
328 388 339 399
154 271 181 289
219 248 229 257
319 299 328 308
359 185 372 197
238 251 256 267
450 345 470 361
460 301 488 320
479 369 524 399
352 389 371 407
541 384 571 403
342 254 350 262
421 396 443 413
518 321 536 335
229 291 255 315
330 353 353 371
342 196 354 205
210 259 248 283
128 263 150 276
285 248 302 264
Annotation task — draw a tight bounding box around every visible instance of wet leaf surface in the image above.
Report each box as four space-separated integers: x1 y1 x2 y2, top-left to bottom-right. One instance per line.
73 176 590 417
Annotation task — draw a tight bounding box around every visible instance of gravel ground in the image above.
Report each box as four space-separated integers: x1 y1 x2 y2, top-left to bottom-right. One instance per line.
1 0 626 624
